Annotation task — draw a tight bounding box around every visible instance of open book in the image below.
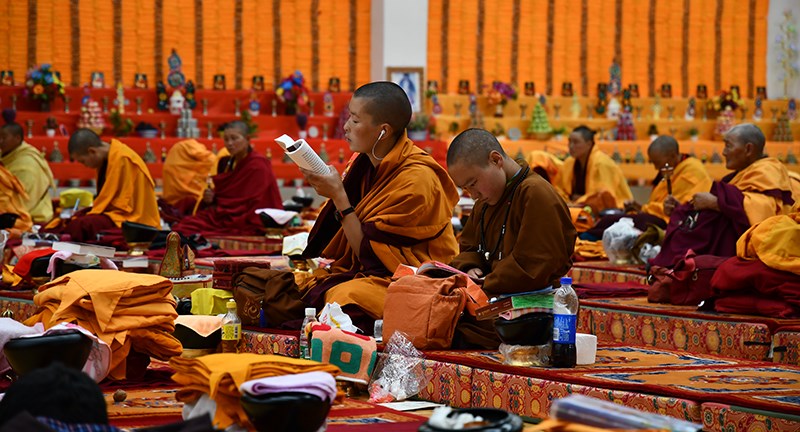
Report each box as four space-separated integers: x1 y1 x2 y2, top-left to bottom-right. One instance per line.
53 241 116 258
275 134 330 175
393 261 477 281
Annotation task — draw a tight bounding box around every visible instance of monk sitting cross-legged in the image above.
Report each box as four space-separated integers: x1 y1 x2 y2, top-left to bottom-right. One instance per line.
447 128 577 348
52 129 160 242
653 123 797 266
171 121 282 236
262 81 460 333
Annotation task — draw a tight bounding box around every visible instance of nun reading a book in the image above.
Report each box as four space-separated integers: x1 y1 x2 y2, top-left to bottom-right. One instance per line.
261 81 459 334
171 121 282 236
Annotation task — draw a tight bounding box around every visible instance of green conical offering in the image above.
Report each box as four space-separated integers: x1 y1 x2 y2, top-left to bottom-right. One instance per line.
527 103 553 139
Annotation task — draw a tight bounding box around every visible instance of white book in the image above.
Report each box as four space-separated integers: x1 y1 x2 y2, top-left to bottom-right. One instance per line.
52 241 116 258
274 134 330 176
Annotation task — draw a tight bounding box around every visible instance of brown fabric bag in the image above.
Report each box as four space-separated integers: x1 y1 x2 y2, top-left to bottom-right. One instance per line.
647 249 727 306
647 265 673 303
383 274 469 350
233 268 305 327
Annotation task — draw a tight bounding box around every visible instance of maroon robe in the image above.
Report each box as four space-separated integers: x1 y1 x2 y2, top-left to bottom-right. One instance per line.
710 257 800 318
173 150 282 236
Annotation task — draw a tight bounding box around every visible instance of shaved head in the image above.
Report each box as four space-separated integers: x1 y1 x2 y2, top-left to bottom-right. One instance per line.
447 128 507 167
68 128 103 155
1 123 23 140
726 123 765 155
352 81 412 140
224 120 250 138
648 135 680 157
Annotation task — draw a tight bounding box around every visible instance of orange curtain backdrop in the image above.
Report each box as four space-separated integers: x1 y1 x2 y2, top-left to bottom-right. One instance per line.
78 0 113 87
355 0 371 88
162 0 196 87
0 2 28 80
427 0 768 97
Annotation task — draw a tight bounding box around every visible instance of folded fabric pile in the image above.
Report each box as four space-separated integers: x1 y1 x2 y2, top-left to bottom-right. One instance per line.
24 269 181 380
170 353 340 429
240 371 338 402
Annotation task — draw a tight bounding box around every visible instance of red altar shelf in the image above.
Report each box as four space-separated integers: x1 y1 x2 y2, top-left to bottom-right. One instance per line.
0 86 353 118
38 137 448 184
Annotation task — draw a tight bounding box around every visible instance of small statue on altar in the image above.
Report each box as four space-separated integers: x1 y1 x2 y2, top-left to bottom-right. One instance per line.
468 94 478 116
628 83 640 98
114 82 128 115
184 80 197 109
756 86 768 100
166 49 186 89
1 70 14 86
426 80 439 98
524 82 536 96
458 80 470 95
328 77 341 93
570 95 581 119
753 97 763 121
323 92 335 117
252 75 265 91
621 88 632 111
248 90 261 117
616 106 636 141
156 81 169 111
685 97 696 121
789 98 798 121
432 94 443 115
608 58 622 97
696 84 708 100
607 97 621 120
213 74 226 90
652 95 662 120
91 71 105 89
595 84 608 116
134 73 148 89
660 83 672 98
169 90 185 115
561 81 573 97
49 142 64 163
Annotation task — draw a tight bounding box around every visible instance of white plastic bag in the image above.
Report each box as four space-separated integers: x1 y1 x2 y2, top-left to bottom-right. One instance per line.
602 218 642 264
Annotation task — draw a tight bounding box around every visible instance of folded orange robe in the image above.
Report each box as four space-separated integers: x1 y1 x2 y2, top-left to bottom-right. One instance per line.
727 156 795 225
24 270 181 380
162 139 216 206
554 146 633 209
88 139 160 229
0 163 32 237
170 353 340 429
302 133 460 318
640 156 712 222
737 210 800 275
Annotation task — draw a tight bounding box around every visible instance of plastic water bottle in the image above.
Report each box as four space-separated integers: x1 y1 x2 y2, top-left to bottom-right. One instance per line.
221 300 242 353
552 276 578 368
299 308 318 360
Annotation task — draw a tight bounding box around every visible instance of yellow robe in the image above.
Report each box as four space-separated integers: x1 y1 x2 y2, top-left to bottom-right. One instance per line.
640 156 712 222
0 141 54 222
525 150 563 182
162 139 216 206
737 210 800 275
305 134 460 318
0 163 32 236
554 146 633 209
89 139 160 228
727 157 795 225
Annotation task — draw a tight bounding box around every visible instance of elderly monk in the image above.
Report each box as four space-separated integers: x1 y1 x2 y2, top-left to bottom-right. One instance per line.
267 81 459 333
59 129 160 242
0 123 55 223
653 124 796 266
448 129 576 348
160 139 217 218
0 163 33 237
553 125 633 213
172 121 282 236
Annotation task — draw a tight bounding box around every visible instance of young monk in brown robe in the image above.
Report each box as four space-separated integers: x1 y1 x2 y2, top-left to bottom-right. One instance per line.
58 129 160 242
262 81 459 333
447 128 577 348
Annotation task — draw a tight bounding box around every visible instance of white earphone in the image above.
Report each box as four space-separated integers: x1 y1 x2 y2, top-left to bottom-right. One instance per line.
378 129 386 139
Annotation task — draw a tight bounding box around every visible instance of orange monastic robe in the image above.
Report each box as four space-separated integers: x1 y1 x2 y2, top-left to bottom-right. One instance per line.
0 164 32 236
641 156 712 222
162 139 216 206
526 150 563 182
89 139 160 228
302 134 460 318
737 210 800 276
728 157 795 225
554 146 633 209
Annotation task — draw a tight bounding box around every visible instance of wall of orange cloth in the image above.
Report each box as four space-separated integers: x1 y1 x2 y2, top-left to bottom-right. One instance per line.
431 94 800 142
0 0 372 91
29 137 448 185
428 0 768 98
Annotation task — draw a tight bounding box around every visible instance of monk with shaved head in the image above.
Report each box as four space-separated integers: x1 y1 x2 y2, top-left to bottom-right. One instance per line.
447 128 576 348
653 124 798 266
0 122 55 223
261 81 460 333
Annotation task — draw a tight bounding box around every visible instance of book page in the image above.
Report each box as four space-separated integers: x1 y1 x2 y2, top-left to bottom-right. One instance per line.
275 134 330 175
